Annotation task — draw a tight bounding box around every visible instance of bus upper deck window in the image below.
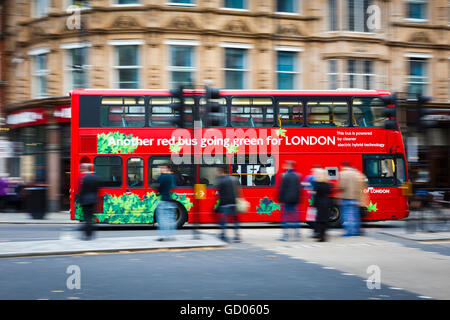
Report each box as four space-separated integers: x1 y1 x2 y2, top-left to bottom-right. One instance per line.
278 101 303 127
306 101 349 127
352 97 387 127
231 97 274 128
101 96 145 128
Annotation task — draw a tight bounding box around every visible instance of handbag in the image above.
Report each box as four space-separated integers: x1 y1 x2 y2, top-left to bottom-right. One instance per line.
236 198 249 213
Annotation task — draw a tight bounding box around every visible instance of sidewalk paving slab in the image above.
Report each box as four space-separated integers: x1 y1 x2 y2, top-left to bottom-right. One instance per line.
0 234 227 258
379 229 450 241
0 212 76 224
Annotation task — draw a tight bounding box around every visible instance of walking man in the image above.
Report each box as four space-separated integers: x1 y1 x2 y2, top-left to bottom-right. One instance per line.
278 160 302 241
216 166 240 243
79 163 100 240
154 164 177 241
338 161 365 236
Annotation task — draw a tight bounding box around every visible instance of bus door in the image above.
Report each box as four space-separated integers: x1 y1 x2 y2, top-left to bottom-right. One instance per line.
362 154 408 219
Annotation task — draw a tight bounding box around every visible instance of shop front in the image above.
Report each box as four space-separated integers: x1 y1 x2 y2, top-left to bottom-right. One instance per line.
6 98 71 211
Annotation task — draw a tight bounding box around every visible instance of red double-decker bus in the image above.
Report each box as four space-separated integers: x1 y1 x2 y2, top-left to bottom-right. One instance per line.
70 88 409 227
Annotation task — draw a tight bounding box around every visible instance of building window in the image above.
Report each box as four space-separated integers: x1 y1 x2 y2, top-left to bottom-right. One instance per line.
33 0 49 18
64 46 89 90
115 0 140 4
276 51 298 90
32 54 48 98
407 57 428 99
345 59 375 89
329 0 338 31
328 59 339 90
168 0 195 5
277 0 297 13
224 0 246 9
168 45 195 89
347 0 372 32
224 48 248 89
113 44 140 89
406 0 427 20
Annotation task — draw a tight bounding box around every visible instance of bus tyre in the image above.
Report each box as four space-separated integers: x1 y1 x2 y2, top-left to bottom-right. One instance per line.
328 206 342 228
174 201 188 229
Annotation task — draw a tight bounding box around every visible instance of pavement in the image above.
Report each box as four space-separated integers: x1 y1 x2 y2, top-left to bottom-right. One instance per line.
0 211 227 257
0 210 449 258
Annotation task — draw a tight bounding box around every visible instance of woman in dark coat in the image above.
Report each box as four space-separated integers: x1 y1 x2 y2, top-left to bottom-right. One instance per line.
313 169 332 242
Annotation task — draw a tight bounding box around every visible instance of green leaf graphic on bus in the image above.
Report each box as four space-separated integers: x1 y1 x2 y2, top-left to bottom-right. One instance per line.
75 192 193 224
256 197 281 215
97 132 139 154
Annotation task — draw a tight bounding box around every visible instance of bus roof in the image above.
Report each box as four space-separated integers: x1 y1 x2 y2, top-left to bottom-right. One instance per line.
70 88 391 97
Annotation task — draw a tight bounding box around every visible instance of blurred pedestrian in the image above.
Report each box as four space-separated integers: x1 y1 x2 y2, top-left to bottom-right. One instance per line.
153 164 177 241
278 160 302 241
0 175 8 211
79 163 100 240
338 161 365 236
304 165 322 237
216 166 241 243
313 168 332 242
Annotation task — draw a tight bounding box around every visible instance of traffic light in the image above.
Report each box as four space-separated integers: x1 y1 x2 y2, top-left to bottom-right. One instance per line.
204 86 223 127
416 95 436 129
170 86 186 128
380 94 398 130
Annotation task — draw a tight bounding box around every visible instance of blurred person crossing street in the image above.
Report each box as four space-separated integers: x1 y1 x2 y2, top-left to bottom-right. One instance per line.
153 164 177 241
312 168 332 242
338 162 367 237
278 160 302 241
216 166 241 243
79 163 100 240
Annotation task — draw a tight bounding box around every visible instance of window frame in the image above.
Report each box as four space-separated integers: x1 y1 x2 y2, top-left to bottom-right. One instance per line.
275 49 300 90
149 155 195 188
230 96 276 128
230 154 277 188
222 46 250 90
406 56 429 99
351 96 388 128
126 156 145 188
94 155 123 188
305 97 351 127
61 43 91 92
275 0 300 14
29 49 50 99
362 154 407 187
109 41 143 89
404 0 428 22
276 98 305 127
166 41 198 89
100 96 147 128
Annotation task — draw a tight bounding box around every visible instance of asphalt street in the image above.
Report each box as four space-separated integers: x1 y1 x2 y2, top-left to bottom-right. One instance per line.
0 222 449 300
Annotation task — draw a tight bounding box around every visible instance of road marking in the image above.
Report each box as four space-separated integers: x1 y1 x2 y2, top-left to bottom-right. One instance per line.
389 287 404 291
341 273 355 276
417 296 433 299
322 266 336 270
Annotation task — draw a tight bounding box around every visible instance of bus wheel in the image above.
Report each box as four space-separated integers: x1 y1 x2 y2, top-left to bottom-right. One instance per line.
328 206 342 228
174 201 188 229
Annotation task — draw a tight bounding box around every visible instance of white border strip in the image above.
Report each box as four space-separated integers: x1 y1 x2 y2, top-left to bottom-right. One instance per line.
274 46 304 52
27 47 50 56
404 52 434 59
163 39 201 46
219 42 254 49
60 42 92 50
107 39 145 46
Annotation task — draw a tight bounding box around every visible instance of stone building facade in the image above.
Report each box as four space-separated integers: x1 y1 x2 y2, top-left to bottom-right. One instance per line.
1 0 449 210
